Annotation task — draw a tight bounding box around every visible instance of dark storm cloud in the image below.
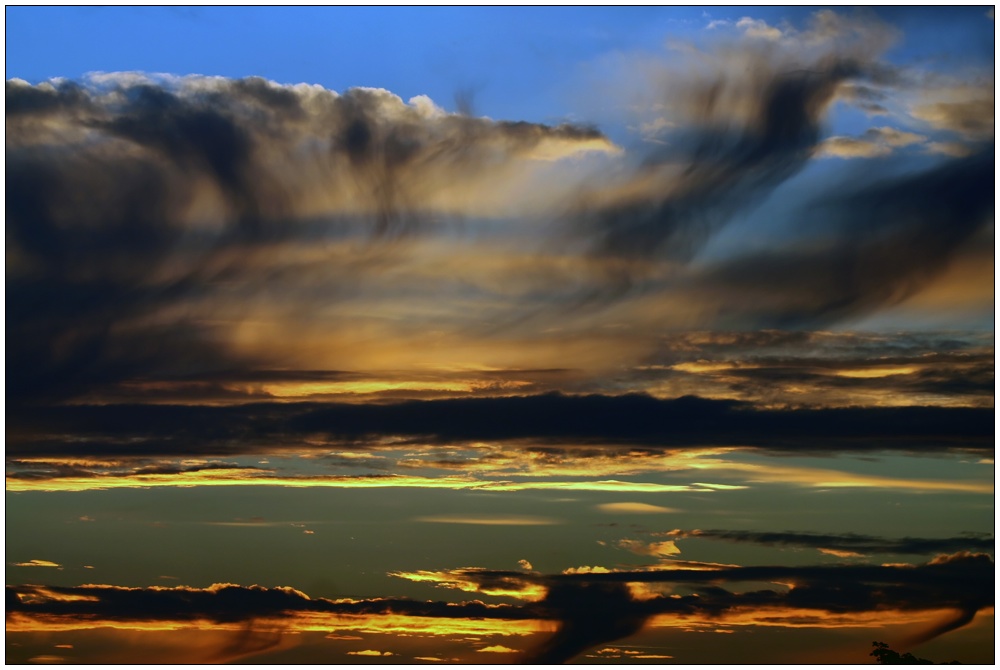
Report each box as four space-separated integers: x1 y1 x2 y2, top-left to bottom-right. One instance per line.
6 75 613 405
584 58 859 267
561 12 900 301
661 529 995 556
6 393 993 460
541 13 991 325
698 147 994 327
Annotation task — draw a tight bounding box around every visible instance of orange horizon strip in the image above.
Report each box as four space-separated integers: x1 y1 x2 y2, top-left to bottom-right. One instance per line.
5 611 549 637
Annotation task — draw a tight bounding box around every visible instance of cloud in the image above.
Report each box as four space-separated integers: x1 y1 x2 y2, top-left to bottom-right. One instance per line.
596 502 678 514
5 13 992 412
660 529 995 556
347 649 393 656
443 552 995 660
837 83 890 115
6 582 532 628
413 515 559 526
818 126 927 159
735 17 784 41
818 135 892 158
563 9 900 302
8 394 991 467
11 560 62 568
924 141 974 157
390 568 549 601
6 75 617 406
616 539 681 558
644 340 994 409
523 581 648 663
866 126 926 147
697 147 993 327
911 90 994 140
8 553 993 663
518 559 534 571
476 645 518 653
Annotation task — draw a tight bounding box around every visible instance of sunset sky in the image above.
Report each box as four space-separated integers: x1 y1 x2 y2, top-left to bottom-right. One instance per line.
5 6 995 665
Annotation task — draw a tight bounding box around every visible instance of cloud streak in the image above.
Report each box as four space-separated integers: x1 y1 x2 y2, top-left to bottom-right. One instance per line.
8 394 992 462
660 529 995 557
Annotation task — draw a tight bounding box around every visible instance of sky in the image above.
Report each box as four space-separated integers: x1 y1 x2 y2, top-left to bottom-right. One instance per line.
4 5 995 665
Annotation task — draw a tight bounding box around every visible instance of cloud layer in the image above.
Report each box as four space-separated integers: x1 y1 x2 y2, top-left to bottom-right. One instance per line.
10 552 993 663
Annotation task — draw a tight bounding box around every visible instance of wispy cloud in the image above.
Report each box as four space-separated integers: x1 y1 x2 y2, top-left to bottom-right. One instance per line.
596 502 678 514
11 559 62 568
659 529 995 557
413 515 559 526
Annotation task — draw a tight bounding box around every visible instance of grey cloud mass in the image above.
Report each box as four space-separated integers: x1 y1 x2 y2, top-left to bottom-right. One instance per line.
6 76 613 404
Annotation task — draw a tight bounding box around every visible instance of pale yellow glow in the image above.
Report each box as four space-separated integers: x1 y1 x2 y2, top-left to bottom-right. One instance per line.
6 470 719 494
263 380 474 397
5 471 483 493
671 361 742 373
817 547 865 558
596 502 678 514
832 366 920 378
11 560 62 568
397 446 736 480
413 515 560 526
479 480 706 493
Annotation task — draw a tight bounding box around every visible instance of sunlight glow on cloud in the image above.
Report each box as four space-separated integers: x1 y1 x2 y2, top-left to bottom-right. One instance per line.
11 560 62 568
477 645 519 653
596 502 678 514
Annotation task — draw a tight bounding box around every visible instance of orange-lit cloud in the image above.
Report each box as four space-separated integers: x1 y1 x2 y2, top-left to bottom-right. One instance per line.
477 645 518 653
596 502 678 514
818 548 865 558
11 560 62 568
390 569 549 602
